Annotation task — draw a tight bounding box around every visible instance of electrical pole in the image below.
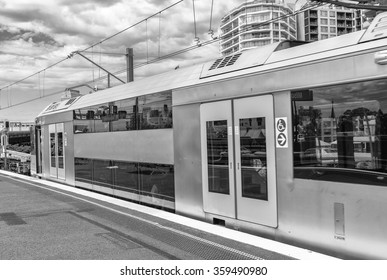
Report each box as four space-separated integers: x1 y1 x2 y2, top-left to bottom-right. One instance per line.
126 48 134 83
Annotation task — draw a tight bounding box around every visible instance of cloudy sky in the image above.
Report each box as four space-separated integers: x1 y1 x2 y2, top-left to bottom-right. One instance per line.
0 0 252 122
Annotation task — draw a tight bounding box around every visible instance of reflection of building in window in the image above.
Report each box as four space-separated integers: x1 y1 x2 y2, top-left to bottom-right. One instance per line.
321 118 337 143
292 78 387 185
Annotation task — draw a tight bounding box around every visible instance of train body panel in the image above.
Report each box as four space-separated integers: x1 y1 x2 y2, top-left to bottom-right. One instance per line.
32 13 387 258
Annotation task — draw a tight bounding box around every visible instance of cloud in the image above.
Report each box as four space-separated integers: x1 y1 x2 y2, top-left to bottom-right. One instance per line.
0 24 61 46
0 0 243 121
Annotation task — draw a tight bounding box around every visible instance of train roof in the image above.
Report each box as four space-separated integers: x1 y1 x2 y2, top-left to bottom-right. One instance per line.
37 12 387 118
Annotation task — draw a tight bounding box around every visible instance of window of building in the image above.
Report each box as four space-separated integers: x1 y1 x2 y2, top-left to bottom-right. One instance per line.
330 27 336 33
329 11 336 17
320 10 328 17
321 18 328 25
292 79 387 186
321 34 329 39
330 19 336 25
321 26 328 33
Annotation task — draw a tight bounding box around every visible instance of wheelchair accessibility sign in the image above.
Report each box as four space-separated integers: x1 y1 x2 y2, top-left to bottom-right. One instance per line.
275 117 288 148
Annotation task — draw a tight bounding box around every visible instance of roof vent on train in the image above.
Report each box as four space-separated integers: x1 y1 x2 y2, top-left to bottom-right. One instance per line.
200 40 309 79
359 12 387 43
208 53 242 71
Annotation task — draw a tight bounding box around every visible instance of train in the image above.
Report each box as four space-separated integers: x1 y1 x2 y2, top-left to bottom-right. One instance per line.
31 12 387 259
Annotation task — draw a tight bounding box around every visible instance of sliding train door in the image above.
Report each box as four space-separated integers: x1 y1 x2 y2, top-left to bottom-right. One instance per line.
49 123 65 180
201 95 277 227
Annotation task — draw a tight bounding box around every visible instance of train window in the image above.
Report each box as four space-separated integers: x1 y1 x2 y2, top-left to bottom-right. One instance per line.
114 161 139 193
138 163 175 205
74 158 175 208
292 79 387 186
73 91 172 133
111 99 136 132
206 120 230 194
50 132 56 168
94 103 111 133
137 92 172 130
93 160 114 189
73 104 110 134
239 117 268 200
74 158 92 184
57 132 64 168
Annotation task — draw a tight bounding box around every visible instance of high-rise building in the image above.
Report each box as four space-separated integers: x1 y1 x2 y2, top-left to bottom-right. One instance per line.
219 0 297 57
298 4 362 41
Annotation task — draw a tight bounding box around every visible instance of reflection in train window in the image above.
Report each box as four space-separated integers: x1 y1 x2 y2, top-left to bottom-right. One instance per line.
239 117 268 200
138 92 172 130
138 163 175 205
74 158 92 184
292 79 387 185
111 99 136 132
93 160 114 189
74 91 172 133
74 158 175 208
206 120 230 194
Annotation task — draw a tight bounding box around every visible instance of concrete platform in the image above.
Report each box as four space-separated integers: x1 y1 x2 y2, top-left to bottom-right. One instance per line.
0 170 338 260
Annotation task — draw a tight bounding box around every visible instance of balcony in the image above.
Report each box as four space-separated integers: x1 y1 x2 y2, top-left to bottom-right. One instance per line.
241 33 271 41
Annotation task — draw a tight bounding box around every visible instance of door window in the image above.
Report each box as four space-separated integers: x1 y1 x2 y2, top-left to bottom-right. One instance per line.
239 117 268 200
206 120 230 194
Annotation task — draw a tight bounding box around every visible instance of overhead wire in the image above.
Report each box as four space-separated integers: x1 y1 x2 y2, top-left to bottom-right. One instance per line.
59 2 327 89
0 1 339 109
192 0 200 44
0 0 185 92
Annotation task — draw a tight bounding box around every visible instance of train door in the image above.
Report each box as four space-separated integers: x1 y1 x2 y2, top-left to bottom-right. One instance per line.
201 95 277 227
49 123 65 180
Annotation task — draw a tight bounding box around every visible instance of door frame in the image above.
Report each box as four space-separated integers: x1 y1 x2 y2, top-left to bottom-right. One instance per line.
200 95 277 227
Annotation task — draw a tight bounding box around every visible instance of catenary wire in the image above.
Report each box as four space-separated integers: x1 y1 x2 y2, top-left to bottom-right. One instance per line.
0 0 185 92
0 2 336 109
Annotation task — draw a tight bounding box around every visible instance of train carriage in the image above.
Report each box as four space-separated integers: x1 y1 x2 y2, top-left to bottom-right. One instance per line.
33 13 387 259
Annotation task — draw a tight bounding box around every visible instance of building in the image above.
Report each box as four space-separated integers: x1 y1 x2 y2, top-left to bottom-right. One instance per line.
219 0 297 57
299 4 362 41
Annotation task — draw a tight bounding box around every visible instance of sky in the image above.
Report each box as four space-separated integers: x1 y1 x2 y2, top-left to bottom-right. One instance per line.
0 0 253 122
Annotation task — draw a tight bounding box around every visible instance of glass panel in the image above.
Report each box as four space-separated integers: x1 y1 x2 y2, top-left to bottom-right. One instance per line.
293 79 387 186
138 163 175 205
50 132 56 168
93 160 114 188
74 158 92 184
57 132 64 168
94 104 110 133
114 161 139 193
138 92 172 130
37 128 42 174
239 117 268 200
206 120 229 194
74 108 95 133
111 98 137 132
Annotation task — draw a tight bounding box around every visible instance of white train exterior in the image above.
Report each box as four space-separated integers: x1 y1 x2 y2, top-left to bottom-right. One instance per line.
33 13 387 259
